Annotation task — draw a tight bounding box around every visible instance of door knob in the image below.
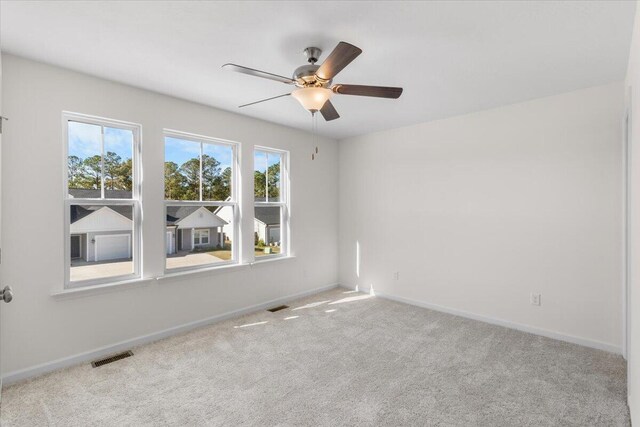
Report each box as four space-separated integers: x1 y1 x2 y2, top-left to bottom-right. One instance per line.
1 286 13 303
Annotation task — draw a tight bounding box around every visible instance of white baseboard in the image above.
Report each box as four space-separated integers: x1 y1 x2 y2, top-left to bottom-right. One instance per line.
342 284 621 355
2 283 339 386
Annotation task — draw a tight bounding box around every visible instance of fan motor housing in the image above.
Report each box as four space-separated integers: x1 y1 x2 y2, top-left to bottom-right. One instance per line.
293 64 331 87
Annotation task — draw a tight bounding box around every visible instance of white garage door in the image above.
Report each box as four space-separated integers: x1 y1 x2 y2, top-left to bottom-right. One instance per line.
95 234 131 262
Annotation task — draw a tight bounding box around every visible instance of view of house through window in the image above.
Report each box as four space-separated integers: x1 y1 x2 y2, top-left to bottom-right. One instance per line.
69 204 134 282
254 206 282 257
66 121 284 282
165 133 237 270
65 116 140 286
254 148 287 258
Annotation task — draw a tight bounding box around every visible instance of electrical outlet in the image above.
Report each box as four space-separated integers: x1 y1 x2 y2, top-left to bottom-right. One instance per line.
393 272 400 280
530 293 541 306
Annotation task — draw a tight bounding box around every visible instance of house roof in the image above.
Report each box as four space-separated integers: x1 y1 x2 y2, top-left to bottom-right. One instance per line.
69 189 226 227
254 206 280 226
167 206 214 226
69 189 134 224
70 205 133 234
70 205 133 223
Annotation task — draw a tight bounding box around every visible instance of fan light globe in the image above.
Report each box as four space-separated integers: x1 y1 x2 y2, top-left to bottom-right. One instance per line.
291 87 333 112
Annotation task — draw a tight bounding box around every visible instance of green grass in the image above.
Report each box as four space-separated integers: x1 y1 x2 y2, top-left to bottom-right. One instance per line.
207 250 232 260
203 244 280 260
204 243 233 261
255 246 280 257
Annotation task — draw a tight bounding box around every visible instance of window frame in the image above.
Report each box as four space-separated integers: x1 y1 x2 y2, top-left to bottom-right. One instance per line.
193 228 210 246
62 112 142 289
253 146 289 261
163 129 240 273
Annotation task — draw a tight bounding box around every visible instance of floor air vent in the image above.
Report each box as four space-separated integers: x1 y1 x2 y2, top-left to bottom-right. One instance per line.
91 350 133 368
267 305 289 313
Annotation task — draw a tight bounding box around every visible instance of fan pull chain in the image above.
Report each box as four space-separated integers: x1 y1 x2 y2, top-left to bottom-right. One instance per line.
311 111 319 160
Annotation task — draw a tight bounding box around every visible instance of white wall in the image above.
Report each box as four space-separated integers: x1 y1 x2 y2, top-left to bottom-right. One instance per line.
0 50 628 388
339 82 624 352
0 54 338 376
625 1 640 422
0 37 3 393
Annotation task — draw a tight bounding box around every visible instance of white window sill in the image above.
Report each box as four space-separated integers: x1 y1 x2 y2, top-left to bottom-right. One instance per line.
158 256 296 280
51 256 297 297
51 277 154 299
249 255 296 266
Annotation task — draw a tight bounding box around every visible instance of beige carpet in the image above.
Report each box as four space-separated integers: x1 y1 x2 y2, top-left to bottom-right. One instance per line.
0 288 630 426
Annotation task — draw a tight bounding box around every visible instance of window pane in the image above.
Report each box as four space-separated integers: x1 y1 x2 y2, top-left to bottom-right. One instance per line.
266 152 282 202
254 150 267 200
203 143 233 201
254 150 282 202
68 121 102 197
166 205 233 270
165 137 201 200
69 204 134 282
104 127 133 198
254 206 282 257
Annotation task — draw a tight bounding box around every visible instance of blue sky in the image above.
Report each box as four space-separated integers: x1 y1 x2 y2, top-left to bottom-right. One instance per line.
68 121 132 161
69 123 273 174
254 150 281 173
165 136 232 170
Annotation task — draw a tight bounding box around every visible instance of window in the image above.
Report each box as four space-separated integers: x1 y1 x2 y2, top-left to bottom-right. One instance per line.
194 229 210 246
254 147 288 259
64 113 141 287
164 130 238 271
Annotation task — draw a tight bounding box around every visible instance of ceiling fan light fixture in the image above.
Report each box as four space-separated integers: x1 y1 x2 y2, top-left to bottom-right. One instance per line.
291 87 333 112
224 41 403 121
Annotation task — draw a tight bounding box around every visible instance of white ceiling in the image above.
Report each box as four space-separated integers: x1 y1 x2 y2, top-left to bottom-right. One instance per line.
0 1 636 139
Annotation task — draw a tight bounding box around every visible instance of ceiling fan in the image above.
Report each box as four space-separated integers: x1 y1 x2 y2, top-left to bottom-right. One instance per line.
222 41 403 121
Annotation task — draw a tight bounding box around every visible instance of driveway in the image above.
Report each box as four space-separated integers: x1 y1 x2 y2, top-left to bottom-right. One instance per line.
70 259 133 282
69 252 224 281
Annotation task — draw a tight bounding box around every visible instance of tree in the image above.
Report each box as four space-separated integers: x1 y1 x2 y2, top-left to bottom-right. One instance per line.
104 151 122 190
267 162 280 199
164 161 186 200
201 154 222 200
208 166 231 201
82 155 102 189
254 163 281 200
68 155 83 188
254 170 266 199
217 167 232 200
178 157 201 200
117 158 133 191
69 153 133 192
174 155 227 200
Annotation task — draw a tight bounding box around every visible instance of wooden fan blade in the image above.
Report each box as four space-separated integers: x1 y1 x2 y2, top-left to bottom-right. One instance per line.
239 93 291 108
331 84 403 99
222 63 296 84
315 42 362 81
320 100 340 121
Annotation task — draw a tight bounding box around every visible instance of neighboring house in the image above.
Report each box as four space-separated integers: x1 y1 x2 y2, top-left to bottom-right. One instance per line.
215 199 281 246
214 205 235 243
69 189 228 261
166 206 227 255
70 204 133 262
253 206 280 245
